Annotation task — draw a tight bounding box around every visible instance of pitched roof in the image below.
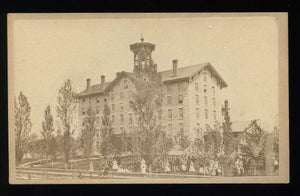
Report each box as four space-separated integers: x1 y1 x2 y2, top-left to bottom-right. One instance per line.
78 82 111 97
159 62 227 87
78 62 227 97
78 71 134 97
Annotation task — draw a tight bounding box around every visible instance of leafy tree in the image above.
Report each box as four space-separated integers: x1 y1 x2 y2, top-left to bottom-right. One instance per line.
204 124 223 159
129 66 171 172
79 107 97 171
174 130 189 150
14 92 32 165
99 103 115 158
56 79 77 168
273 126 279 159
239 120 267 175
40 105 56 160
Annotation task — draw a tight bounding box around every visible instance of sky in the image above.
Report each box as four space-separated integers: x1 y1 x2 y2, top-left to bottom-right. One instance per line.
11 15 279 134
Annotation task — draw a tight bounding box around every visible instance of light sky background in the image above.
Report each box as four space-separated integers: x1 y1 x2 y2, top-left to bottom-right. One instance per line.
12 16 279 135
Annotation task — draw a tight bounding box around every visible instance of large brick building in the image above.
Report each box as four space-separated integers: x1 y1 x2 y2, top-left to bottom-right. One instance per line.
78 38 228 150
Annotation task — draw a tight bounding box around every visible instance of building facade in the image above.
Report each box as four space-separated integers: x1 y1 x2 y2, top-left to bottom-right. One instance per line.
78 38 228 151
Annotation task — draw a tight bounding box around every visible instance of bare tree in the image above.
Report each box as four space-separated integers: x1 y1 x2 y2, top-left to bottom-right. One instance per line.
79 107 96 171
14 92 32 165
40 105 55 161
56 79 77 168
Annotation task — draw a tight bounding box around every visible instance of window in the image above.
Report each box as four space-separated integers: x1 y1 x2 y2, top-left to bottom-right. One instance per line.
120 103 124 112
205 109 208 119
111 115 115 123
129 113 133 124
195 83 199 91
124 80 128 89
96 141 100 149
213 110 216 120
203 72 207 82
196 108 200 118
97 99 99 103
111 93 114 101
212 86 215 95
179 123 184 132
120 114 124 123
213 97 216 107
168 109 172 119
120 92 124 100
178 94 183 104
196 123 200 130
204 96 208 107
178 83 183 92
204 85 207 93
96 106 99 114
83 98 85 103
179 108 184 118
82 110 85 115
168 124 173 136
82 122 85 126
196 95 199 104
120 127 124 133
112 104 115 112
167 85 172 93
167 96 172 105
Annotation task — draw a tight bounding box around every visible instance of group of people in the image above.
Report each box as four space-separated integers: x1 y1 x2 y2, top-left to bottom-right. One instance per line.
233 158 245 176
164 158 223 176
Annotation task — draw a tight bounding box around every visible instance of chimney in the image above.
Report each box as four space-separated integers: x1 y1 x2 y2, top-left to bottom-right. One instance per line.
172 59 178 77
101 75 105 88
86 78 91 89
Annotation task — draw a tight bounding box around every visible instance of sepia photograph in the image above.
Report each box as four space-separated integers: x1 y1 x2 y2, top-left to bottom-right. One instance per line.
7 13 289 184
